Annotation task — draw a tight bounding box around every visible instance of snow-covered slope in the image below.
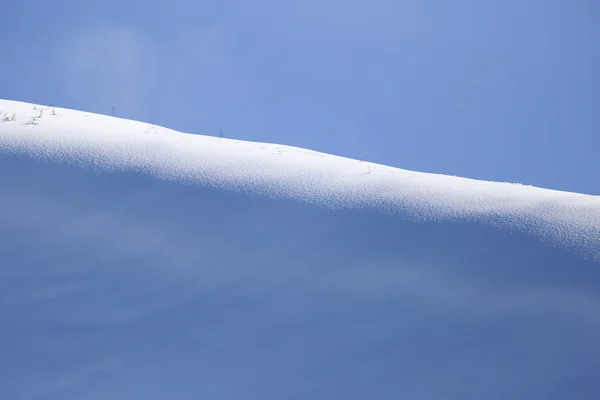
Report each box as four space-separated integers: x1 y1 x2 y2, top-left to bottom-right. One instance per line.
1 99 599 399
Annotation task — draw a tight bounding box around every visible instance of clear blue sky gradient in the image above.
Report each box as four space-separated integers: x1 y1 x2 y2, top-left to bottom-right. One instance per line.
2 0 598 194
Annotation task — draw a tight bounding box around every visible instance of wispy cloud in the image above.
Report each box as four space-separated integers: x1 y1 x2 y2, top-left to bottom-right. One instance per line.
60 25 227 125
62 26 155 116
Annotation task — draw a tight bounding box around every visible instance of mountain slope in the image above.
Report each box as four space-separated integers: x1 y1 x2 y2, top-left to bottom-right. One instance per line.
1 99 599 399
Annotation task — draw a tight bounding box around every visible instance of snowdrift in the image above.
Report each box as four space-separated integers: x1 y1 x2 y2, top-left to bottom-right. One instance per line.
1 100 599 399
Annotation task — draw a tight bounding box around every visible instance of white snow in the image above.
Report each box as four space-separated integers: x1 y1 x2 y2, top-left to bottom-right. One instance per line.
1 99 599 256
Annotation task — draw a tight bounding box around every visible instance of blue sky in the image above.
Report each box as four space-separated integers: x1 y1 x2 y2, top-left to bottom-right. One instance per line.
2 0 598 194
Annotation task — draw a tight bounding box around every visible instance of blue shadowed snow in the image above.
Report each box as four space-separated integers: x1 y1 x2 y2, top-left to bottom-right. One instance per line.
1 149 599 399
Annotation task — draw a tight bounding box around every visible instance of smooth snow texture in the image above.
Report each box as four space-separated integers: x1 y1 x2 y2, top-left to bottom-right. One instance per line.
1 99 600 400
1 99 598 257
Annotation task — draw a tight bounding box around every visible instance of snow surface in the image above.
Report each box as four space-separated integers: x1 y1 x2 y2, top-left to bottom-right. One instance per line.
2 100 599 256
1 99 600 399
